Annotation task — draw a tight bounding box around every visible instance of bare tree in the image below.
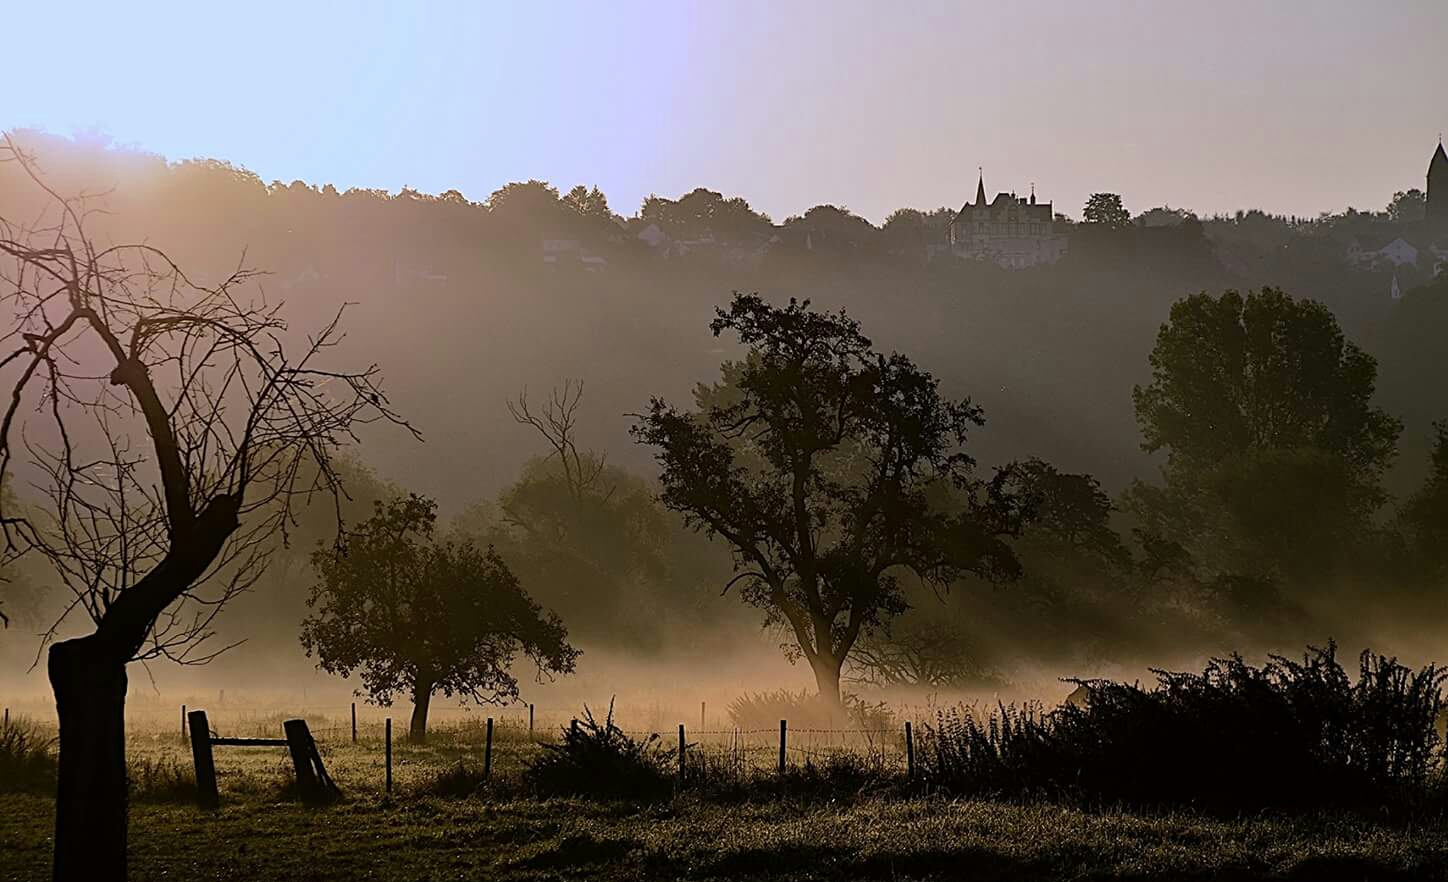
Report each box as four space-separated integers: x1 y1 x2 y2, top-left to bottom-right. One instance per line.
507 380 609 506
0 135 413 882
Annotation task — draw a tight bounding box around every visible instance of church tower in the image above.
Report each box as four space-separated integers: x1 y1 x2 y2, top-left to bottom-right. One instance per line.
1429 139 1448 223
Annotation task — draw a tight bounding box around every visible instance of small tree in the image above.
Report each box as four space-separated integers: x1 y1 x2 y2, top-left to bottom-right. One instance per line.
0 135 409 882
631 294 1022 706
301 495 577 742
1083 192 1131 228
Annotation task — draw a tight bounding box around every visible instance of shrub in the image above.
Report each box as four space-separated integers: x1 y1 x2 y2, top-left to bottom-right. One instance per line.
726 689 894 732
526 700 677 799
0 718 56 794
919 642 1447 811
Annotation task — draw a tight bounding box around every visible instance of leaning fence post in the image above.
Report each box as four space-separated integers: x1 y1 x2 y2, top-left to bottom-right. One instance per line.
905 721 915 780
188 710 218 809
678 724 686 781
778 719 787 774
385 718 393 795
284 719 320 797
351 702 357 743
484 717 494 778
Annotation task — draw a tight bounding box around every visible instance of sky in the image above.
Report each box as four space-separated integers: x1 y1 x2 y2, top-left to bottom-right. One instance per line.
5 0 1447 224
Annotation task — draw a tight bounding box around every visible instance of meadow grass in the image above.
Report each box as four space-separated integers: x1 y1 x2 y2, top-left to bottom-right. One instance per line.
5 786 1448 881
7 663 1448 882
4 716 1448 880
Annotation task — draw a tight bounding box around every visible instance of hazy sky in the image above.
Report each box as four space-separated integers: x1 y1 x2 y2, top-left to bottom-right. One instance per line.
7 1 1447 223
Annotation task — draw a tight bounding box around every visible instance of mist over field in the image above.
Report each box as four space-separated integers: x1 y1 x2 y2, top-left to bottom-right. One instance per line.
2 128 1446 720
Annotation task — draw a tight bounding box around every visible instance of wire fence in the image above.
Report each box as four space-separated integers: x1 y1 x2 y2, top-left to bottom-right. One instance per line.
2 697 934 781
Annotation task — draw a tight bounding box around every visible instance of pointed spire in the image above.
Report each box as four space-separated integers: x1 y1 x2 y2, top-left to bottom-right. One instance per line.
975 168 986 207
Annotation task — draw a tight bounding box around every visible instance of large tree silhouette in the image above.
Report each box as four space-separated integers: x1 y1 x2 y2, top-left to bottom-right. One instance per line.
301 494 578 742
1128 287 1401 586
632 294 1022 706
0 136 410 882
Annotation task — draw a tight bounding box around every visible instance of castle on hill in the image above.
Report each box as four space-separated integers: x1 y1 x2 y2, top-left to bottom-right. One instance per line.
946 172 1068 269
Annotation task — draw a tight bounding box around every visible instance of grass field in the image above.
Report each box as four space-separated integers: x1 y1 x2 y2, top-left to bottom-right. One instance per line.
5 714 1448 881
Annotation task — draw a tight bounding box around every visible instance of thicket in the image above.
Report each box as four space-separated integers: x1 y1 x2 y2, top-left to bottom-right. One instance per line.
919 643 1447 811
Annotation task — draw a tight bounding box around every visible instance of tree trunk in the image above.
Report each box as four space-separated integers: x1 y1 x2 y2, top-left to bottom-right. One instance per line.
409 681 433 743
810 654 845 713
49 636 128 882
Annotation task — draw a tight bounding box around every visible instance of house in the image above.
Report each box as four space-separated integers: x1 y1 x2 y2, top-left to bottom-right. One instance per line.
1348 237 1419 269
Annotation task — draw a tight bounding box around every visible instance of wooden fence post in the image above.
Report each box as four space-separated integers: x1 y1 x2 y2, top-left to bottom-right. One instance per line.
284 719 320 796
484 718 494 778
188 710 219 809
778 719 787 774
385 718 393 795
181 704 187 739
3 707 8 728
905 721 915 780
678 724 686 781
528 703 534 739
700 701 705 731
351 703 357 743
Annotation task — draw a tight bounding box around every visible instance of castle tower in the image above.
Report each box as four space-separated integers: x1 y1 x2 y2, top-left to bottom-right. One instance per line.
1429 139 1448 223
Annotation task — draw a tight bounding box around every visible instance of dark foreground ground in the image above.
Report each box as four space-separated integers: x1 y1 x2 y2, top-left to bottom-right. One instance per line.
5 792 1448 881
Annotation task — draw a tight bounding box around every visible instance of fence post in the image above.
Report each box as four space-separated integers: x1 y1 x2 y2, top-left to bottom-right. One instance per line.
484 718 494 778
384 718 393 795
905 721 915 780
187 710 219 809
778 719 787 774
181 704 187 739
528 703 534 739
284 719 320 796
700 701 706 731
678 724 686 782
3 707 8 728
351 703 357 743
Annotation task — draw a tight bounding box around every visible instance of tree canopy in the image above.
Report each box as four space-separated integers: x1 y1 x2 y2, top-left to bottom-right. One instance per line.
1083 192 1131 228
1133 287 1400 474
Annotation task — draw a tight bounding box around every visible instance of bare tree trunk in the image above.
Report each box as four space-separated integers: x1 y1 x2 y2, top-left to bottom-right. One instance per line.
810 655 845 713
409 680 433 743
49 636 128 882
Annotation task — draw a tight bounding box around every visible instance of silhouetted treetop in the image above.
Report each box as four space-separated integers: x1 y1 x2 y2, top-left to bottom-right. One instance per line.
1083 192 1131 229
1133 287 1400 474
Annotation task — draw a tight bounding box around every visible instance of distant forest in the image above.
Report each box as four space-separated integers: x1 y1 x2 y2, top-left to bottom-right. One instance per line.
3 129 1446 681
